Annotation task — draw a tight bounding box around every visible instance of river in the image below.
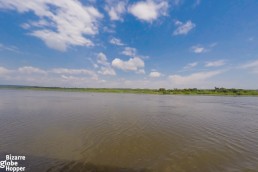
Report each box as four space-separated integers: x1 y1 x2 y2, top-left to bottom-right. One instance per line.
0 89 257 171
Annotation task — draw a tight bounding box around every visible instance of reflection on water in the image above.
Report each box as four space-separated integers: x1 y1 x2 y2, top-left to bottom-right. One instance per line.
0 89 258 172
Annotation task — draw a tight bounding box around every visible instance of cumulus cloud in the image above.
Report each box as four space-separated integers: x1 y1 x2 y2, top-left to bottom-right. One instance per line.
97 52 109 66
112 57 144 73
122 47 137 56
110 37 124 46
137 69 146 74
205 60 225 67
105 0 127 21
169 70 223 86
0 65 251 89
173 20 196 35
128 0 169 22
98 66 116 76
149 71 162 78
96 53 116 76
0 65 150 88
0 0 103 51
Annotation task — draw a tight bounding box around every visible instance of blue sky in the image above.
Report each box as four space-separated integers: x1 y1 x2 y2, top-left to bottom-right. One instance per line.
0 0 258 88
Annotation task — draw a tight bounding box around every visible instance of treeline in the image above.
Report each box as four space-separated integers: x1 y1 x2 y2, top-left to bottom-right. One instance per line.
156 87 258 95
1 85 258 96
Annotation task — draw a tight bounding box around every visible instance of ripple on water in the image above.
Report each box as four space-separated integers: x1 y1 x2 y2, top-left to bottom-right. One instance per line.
0 91 258 171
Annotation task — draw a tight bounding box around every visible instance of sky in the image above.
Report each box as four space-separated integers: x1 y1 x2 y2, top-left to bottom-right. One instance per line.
0 0 258 89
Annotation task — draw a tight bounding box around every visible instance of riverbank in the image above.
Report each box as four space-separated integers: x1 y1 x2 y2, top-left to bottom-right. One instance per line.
1 85 258 96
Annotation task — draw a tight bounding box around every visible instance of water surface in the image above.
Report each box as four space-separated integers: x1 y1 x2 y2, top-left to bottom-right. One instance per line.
0 89 258 171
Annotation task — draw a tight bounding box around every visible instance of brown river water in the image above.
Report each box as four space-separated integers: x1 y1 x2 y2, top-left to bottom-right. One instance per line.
0 89 258 172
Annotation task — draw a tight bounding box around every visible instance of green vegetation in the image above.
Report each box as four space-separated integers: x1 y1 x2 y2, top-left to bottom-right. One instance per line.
1 85 258 96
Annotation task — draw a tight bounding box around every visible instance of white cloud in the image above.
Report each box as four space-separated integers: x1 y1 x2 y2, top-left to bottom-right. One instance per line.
0 43 21 53
149 71 161 78
137 69 146 74
241 60 258 73
21 19 54 29
183 62 198 70
0 65 256 89
122 47 137 56
191 43 217 54
51 68 96 76
0 0 103 51
97 52 109 66
205 60 225 67
93 64 99 68
112 57 144 73
105 0 127 21
169 70 223 86
0 65 104 87
128 0 168 22
173 20 196 35
0 66 150 88
60 74 100 82
103 26 116 33
98 66 116 76
110 38 124 46
51 68 99 81
191 45 207 54
0 67 11 75
96 53 116 76
18 66 47 74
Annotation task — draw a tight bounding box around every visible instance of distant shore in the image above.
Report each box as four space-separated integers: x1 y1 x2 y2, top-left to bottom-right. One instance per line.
1 85 258 96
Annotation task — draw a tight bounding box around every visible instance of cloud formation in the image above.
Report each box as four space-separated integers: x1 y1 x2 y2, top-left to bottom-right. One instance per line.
0 65 103 87
0 0 103 51
191 45 207 54
128 0 168 22
183 62 198 70
0 43 21 53
241 60 258 73
18 66 47 74
110 38 124 46
0 67 11 75
205 60 225 67
105 0 127 21
149 71 161 78
173 20 196 35
51 68 92 75
122 47 137 56
112 57 145 73
191 43 217 54
169 70 223 86
96 53 116 76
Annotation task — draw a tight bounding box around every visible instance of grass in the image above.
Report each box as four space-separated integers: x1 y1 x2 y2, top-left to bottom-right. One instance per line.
1 85 258 96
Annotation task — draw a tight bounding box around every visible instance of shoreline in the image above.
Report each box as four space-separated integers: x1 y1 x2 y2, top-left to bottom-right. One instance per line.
1 85 258 97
